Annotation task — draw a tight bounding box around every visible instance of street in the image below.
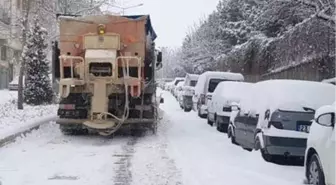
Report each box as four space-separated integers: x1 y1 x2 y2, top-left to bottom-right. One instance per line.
0 89 304 185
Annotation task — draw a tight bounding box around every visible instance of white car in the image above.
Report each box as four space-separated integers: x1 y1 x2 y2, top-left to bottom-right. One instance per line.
304 102 335 185
193 71 244 119
228 80 335 162
207 81 252 132
179 74 199 112
174 81 184 100
169 77 184 93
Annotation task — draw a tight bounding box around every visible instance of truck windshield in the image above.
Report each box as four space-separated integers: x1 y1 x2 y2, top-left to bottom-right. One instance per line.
208 79 226 93
190 80 197 87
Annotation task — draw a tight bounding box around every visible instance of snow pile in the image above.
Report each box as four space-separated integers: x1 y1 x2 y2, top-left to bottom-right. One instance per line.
0 95 58 138
240 80 336 114
0 90 16 104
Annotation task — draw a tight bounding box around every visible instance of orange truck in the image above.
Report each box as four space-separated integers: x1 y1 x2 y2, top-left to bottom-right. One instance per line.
52 14 163 136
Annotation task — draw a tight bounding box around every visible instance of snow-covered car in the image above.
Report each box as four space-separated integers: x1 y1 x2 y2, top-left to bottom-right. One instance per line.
304 102 335 185
168 77 184 93
207 81 252 132
179 74 199 112
173 80 184 100
321 77 336 85
228 80 335 163
193 71 244 119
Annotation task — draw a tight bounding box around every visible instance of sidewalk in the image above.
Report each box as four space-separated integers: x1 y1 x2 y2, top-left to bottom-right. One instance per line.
0 90 58 141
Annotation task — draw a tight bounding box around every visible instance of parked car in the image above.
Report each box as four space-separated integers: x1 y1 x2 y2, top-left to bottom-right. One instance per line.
179 74 199 112
168 77 184 93
193 71 244 119
207 81 252 132
322 77 335 85
304 102 335 185
228 80 335 163
173 80 185 100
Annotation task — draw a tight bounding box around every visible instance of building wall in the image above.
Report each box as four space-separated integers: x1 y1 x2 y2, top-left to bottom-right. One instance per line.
0 0 22 89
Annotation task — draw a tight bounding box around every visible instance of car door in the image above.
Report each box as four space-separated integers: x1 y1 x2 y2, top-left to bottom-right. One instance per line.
245 114 259 149
233 109 248 146
326 128 335 184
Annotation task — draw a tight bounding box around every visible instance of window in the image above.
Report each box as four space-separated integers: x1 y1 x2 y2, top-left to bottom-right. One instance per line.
208 79 225 93
190 80 197 87
1 46 7 61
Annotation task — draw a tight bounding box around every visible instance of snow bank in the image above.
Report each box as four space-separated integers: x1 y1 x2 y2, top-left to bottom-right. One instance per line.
240 80 336 114
0 93 58 138
0 90 16 104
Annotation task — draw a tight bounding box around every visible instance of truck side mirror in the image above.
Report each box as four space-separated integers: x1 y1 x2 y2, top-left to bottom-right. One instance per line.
157 51 162 63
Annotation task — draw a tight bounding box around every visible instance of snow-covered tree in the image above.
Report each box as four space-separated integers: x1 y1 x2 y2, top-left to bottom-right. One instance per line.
23 16 54 105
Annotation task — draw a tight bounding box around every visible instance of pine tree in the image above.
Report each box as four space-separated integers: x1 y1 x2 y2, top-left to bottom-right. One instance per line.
23 16 54 105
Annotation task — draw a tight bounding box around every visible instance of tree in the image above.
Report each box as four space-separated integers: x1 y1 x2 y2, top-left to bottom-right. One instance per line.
23 16 54 105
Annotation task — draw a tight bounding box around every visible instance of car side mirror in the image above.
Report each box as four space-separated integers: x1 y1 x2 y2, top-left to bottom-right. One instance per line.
316 113 334 127
160 97 164 104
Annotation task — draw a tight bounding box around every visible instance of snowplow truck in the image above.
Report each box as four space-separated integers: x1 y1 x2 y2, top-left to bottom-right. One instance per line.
52 14 163 136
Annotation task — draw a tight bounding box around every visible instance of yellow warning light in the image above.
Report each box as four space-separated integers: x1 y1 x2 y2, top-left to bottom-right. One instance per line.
97 24 106 35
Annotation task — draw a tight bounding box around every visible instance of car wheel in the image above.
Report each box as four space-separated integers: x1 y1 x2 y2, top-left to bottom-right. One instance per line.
230 127 238 145
261 148 273 162
207 114 213 126
254 136 261 151
184 106 192 112
307 154 326 185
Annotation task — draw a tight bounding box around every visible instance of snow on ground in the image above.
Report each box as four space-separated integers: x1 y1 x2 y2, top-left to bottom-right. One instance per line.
0 88 306 185
0 90 16 104
159 88 305 185
0 123 127 185
0 90 58 138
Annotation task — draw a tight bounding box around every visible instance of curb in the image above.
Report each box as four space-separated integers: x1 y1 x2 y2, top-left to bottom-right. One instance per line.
0 116 57 147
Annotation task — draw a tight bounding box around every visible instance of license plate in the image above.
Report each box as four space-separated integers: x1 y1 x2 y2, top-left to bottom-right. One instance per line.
297 124 310 133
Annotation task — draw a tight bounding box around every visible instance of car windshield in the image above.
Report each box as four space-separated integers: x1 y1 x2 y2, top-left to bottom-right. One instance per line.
190 80 197 87
208 78 226 93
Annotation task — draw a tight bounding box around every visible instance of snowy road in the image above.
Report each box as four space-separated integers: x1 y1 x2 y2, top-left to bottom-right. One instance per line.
0 89 305 185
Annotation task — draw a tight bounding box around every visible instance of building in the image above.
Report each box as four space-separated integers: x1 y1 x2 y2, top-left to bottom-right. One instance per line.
0 0 22 89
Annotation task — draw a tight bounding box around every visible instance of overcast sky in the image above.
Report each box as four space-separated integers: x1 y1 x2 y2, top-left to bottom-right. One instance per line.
109 0 221 48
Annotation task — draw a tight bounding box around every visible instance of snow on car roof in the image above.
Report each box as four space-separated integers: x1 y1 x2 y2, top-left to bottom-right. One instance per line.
200 71 244 81
241 79 336 113
212 81 253 107
194 71 244 94
176 81 185 87
186 74 199 81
